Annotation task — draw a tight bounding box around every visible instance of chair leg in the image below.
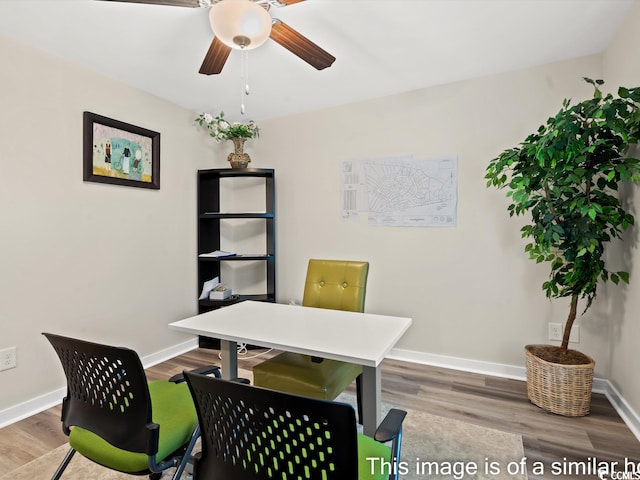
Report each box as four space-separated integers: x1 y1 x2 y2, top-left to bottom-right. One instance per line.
171 424 200 480
389 428 403 480
51 447 76 480
356 374 363 425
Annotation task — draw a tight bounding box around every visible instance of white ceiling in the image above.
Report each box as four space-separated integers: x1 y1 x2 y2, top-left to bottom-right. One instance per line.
0 0 635 123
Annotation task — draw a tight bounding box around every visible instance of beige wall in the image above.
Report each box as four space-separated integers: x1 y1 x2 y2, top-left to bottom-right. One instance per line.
252 55 615 373
602 1 640 416
2 2 640 421
0 33 215 410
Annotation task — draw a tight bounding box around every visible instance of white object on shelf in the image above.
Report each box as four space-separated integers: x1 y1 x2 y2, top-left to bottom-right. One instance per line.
199 250 237 258
209 284 232 300
199 277 220 300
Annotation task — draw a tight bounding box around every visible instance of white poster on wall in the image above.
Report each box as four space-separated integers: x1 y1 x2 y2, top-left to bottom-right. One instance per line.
342 155 458 227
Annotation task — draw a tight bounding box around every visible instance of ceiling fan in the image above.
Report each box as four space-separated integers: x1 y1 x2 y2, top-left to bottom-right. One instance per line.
99 0 336 75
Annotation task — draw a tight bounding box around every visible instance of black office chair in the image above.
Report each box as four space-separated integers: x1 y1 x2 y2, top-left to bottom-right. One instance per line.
43 332 220 480
184 370 407 480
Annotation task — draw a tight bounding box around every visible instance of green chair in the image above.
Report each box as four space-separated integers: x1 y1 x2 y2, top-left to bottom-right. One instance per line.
253 259 368 416
184 371 407 480
43 332 219 480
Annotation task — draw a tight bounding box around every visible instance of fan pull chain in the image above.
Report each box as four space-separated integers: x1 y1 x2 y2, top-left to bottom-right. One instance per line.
240 47 250 115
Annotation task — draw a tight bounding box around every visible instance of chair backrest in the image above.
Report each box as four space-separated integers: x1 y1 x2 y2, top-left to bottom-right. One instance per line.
43 332 155 454
302 259 369 312
184 371 360 479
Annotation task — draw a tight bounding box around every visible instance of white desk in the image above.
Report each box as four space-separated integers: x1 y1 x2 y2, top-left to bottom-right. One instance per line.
169 300 412 436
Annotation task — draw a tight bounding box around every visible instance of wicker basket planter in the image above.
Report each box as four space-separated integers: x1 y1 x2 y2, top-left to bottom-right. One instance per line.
525 345 595 417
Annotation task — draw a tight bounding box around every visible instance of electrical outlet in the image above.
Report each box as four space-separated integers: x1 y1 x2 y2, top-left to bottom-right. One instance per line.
0 347 17 371
548 323 563 341
548 323 580 343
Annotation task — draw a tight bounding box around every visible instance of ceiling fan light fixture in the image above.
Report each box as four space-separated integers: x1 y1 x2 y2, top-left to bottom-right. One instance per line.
210 0 272 50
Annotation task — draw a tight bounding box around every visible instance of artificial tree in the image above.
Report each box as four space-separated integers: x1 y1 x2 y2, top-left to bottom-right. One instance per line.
486 78 640 365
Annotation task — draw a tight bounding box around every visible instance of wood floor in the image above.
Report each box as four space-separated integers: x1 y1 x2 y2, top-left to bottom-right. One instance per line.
1 347 639 479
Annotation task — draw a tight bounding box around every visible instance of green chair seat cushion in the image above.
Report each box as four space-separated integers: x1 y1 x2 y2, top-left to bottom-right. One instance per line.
357 433 392 480
69 380 197 473
253 351 363 400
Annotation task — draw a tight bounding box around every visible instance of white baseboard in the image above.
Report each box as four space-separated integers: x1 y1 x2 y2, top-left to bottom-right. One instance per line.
600 380 640 441
3 340 639 443
0 388 67 430
139 338 199 370
388 347 640 442
0 338 199 429
388 348 527 381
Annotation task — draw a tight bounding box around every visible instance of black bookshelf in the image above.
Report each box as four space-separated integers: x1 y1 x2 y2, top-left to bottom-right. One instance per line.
197 168 275 348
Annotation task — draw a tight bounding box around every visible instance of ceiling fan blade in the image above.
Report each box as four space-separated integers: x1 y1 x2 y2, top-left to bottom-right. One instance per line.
269 20 335 70
199 36 232 75
98 0 202 6
275 0 306 5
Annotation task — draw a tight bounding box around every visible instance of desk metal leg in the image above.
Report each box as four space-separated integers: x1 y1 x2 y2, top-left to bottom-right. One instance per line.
220 340 238 380
361 365 381 437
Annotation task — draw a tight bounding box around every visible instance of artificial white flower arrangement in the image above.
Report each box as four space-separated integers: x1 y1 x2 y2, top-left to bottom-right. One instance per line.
195 111 259 143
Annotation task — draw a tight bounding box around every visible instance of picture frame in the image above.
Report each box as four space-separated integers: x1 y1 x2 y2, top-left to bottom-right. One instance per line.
83 111 160 189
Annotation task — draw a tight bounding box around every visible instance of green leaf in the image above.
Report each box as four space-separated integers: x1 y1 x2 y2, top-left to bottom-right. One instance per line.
485 77 640 308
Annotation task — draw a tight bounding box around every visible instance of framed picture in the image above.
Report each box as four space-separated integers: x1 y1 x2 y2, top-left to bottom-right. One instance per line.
83 112 160 189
